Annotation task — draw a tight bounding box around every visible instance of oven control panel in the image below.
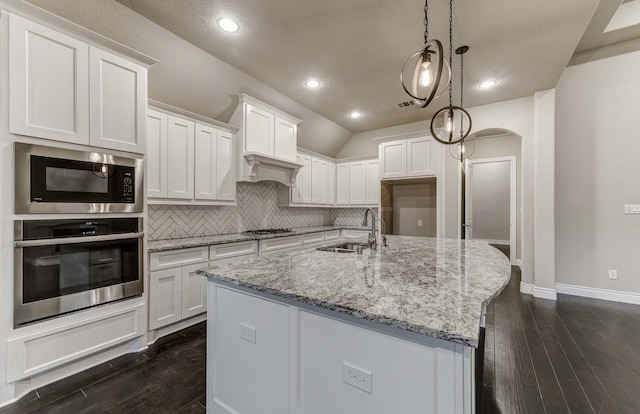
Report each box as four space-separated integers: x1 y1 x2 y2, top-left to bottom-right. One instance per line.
122 172 134 200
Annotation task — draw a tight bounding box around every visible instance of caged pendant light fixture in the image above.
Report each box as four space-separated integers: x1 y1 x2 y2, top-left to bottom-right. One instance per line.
400 0 451 108
447 46 475 161
430 0 472 146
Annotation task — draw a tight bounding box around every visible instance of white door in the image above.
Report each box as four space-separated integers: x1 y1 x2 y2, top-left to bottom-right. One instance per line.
379 140 406 179
89 47 147 153
245 104 275 156
465 157 516 263
149 268 182 330
365 160 380 205
216 130 236 201
167 116 195 199
349 161 366 205
327 163 336 205
146 109 168 198
9 13 89 145
406 137 436 176
181 264 208 319
336 163 350 205
194 123 217 200
274 117 297 162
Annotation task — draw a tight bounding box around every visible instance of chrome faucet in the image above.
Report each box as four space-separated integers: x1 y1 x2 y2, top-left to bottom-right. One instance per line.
362 208 377 250
376 218 387 247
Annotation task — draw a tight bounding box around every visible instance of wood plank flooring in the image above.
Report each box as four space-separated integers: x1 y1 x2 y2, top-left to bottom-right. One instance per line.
2 262 640 413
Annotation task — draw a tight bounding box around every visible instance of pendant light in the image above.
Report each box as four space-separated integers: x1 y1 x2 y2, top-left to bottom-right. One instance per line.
448 46 475 161
400 0 451 108
430 0 472 145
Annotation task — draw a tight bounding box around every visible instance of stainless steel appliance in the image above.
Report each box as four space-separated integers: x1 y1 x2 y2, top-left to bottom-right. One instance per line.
14 218 143 327
15 143 143 214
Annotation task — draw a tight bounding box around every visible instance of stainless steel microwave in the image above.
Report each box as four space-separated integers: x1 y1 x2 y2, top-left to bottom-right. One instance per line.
15 143 143 214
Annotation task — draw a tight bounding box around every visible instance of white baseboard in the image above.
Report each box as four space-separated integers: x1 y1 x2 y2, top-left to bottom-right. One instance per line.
520 282 557 300
555 283 640 305
514 259 522 267
479 239 510 245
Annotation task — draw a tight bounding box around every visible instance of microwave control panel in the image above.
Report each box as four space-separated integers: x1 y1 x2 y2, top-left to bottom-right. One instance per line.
122 172 134 201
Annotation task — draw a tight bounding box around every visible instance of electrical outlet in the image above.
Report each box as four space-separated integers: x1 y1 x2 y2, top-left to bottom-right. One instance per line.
608 269 618 280
239 323 256 344
342 362 372 394
625 204 640 214
417 219 423 227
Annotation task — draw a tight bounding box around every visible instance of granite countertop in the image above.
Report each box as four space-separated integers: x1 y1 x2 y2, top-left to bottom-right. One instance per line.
199 235 511 347
147 225 370 252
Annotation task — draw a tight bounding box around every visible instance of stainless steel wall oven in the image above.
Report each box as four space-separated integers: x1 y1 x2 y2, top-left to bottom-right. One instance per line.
14 218 143 327
15 143 143 214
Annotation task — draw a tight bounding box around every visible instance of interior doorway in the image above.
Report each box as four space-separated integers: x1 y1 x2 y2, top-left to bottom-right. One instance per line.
465 156 516 263
380 178 437 237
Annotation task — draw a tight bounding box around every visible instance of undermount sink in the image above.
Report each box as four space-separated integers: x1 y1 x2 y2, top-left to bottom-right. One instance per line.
316 242 369 254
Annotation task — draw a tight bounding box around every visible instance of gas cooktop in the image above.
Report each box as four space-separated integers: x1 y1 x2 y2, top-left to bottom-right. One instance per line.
243 228 292 235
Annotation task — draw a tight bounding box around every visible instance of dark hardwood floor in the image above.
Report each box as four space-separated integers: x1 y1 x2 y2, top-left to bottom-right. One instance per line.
2 262 640 413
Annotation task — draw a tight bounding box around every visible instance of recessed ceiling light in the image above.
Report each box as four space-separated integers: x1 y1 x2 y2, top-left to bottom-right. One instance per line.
217 17 239 33
349 112 362 119
305 79 321 88
479 80 497 89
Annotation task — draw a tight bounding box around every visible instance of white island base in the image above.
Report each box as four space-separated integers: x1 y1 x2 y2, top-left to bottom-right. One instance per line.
207 282 475 414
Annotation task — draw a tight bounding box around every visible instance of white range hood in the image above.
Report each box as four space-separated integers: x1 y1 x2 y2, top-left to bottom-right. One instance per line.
230 93 303 187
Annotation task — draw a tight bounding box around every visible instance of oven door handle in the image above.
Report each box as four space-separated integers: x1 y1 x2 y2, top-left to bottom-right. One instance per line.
14 232 144 248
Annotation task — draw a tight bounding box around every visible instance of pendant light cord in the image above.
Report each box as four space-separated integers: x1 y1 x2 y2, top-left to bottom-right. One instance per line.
448 0 453 107
460 50 464 136
423 0 429 46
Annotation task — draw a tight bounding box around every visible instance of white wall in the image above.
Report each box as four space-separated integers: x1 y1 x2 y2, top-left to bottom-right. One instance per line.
556 51 640 295
25 0 352 157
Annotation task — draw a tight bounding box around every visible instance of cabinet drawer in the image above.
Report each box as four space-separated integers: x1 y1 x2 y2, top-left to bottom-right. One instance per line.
209 253 256 268
260 236 301 254
302 232 324 245
149 246 209 271
324 230 340 241
341 230 370 239
210 241 258 260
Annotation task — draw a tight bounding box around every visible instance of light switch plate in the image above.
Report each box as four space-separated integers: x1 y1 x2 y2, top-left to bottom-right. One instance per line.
239 323 256 344
343 362 372 394
624 204 640 214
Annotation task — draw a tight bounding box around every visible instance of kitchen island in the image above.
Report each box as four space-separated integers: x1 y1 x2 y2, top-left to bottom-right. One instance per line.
200 235 511 414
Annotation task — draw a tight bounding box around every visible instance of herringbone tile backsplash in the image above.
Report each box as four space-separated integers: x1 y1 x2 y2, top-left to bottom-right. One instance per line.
148 182 374 240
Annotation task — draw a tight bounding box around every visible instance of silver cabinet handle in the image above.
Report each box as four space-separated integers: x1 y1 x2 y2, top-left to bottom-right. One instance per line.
14 232 144 248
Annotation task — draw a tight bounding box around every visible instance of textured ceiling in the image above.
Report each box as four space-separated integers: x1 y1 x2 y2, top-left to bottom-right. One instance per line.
116 0 599 134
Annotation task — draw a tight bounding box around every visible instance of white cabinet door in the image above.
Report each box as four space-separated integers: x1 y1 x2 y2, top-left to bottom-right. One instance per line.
379 140 407 179
146 109 168 198
216 130 236 201
336 163 350 205
9 14 89 145
149 268 182 330
89 47 146 153
365 160 380 205
311 157 328 204
245 104 275 156
406 136 436 176
194 123 217 200
349 161 366 205
181 263 207 319
293 154 312 204
327 163 336 205
167 116 195 199
274 117 297 162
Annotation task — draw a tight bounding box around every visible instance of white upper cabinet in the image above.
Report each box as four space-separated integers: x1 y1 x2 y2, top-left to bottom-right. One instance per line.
147 103 237 204
292 153 311 204
9 14 89 145
245 104 275 156
8 13 150 153
406 137 436 176
274 117 297 162
311 157 328 204
146 109 168 198
380 137 437 179
379 140 407 179
336 164 350 205
167 116 195 199
348 161 366 205
89 47 146 153
365 159 380 205
327 163 336 205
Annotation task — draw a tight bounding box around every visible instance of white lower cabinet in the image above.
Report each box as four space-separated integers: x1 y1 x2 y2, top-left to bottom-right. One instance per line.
181 263 208 320
208 285 473 414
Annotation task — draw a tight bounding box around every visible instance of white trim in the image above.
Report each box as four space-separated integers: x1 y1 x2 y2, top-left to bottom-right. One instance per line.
372 131 431 142
555 283 640 305
520 282 534 295
514 259 522 267
465 156 517 265
477 238 510 245
520 283 557 300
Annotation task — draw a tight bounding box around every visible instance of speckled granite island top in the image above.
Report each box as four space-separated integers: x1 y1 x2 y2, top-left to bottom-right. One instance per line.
200 235 511 347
